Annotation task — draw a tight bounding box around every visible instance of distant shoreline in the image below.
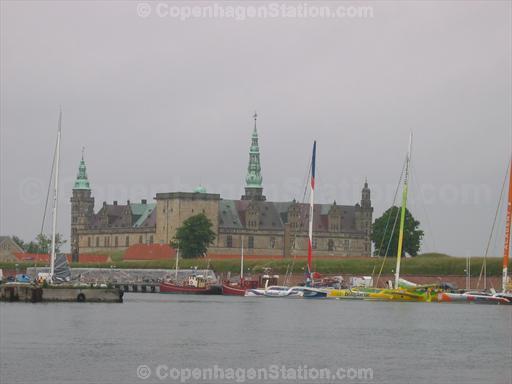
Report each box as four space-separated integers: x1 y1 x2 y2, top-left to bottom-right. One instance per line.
1 254 505 277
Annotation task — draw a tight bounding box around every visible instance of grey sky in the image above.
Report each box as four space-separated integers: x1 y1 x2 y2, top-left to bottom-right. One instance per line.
1 1 510 256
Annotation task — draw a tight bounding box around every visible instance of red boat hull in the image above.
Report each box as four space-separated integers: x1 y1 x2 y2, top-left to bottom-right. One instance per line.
159 282 221 295
222 284 246 296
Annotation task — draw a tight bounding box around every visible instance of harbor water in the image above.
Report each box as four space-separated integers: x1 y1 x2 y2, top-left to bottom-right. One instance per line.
1 294 511 384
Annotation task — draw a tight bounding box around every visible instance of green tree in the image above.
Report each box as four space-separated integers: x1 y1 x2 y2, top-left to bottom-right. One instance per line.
172 214 216 258
372 206 423 257
25 233 66 254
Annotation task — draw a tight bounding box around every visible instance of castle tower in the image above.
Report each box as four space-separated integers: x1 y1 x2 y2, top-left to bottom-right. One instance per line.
361 178 371 209
241 112 266 201
360 179 373 254
70 150 95 261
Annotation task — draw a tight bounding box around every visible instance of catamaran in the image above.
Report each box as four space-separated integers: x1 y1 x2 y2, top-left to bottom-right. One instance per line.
243 141 328 299
328 133 431 301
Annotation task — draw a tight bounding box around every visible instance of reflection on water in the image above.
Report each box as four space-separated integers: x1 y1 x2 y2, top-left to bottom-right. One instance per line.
1 294 511 384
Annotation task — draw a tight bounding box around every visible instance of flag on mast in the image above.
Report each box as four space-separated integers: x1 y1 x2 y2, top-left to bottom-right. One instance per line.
307 141 317 275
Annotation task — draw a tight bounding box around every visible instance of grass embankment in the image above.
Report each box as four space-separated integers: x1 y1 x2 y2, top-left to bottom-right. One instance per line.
0 253 504 276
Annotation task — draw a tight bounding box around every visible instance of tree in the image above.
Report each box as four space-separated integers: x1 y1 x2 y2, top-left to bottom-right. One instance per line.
25 233 66 254
372 206 424 257
172 214 216 259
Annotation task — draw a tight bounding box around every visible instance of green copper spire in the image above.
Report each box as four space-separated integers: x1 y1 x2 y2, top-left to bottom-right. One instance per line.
73 148 91 190
246 112 263 187
242 112 266 201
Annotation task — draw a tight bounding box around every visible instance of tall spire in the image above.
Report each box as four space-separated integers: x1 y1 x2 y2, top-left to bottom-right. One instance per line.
361 178 371 208
74 149 91 190
242 112 265 201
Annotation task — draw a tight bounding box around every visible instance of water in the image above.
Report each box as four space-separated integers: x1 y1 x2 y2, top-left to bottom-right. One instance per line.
1 294 511 384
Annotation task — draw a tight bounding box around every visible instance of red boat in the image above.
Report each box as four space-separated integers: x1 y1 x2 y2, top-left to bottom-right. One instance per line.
222 278 260 296
160 275 222 295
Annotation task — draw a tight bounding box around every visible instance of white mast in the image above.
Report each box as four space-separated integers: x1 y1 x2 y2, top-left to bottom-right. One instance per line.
175 246 179 281
50 108 62 280
394 132 412 289
240 236 244 280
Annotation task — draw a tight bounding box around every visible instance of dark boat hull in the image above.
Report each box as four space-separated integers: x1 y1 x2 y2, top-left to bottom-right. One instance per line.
159 282 222 295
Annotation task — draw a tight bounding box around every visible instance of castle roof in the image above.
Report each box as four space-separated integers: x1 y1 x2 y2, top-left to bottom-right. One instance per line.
219 200 362 233
89 202 156 229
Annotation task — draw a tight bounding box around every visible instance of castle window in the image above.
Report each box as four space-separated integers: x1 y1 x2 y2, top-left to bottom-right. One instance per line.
139 235 143 244
248 236 254 249
125 236 129 247
344 240 350 250
96 237 99 247
115 236 118 247
270 237 275 249
328 239 334 251
87 237 91 247
105 237 109 247
149 235 154 244
312 238 317 249
226 235 233 248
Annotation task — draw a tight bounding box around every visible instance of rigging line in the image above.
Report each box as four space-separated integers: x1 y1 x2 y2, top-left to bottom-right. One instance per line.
375 158 406 287
410 161 437 253
376 200 401 287
477 159 510 289
40 133 59 236
285 152 313 285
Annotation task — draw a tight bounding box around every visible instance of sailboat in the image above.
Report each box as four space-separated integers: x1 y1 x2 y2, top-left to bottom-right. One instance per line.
45 108 72 284
495 158 512 301
222 237 259 295
244 141 327 298
327 133 430 301
159 247 222 294
437 158 512 305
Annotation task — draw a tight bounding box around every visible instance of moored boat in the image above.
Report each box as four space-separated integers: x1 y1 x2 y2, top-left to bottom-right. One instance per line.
222 279 259 296
437 291 510 305
160 275 222 295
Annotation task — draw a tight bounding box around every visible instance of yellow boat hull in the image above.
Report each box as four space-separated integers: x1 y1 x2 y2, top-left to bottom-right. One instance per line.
327 287 430 302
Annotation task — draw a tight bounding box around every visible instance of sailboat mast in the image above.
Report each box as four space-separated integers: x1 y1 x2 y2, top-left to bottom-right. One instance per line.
395 132 412 289
502 158 512 292
240 237 244 280
50 109 62 279
307 141 317 274
175 246 179 281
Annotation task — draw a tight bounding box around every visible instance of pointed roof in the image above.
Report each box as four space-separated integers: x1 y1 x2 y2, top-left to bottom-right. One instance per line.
73 150 91 190
245 112 263 188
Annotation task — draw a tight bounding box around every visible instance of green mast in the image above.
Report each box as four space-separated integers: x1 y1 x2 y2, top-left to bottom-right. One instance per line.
242 112 266 201
395 132 412 289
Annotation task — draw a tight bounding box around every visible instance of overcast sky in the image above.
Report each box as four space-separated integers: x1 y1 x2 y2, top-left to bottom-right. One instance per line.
1 1 511 256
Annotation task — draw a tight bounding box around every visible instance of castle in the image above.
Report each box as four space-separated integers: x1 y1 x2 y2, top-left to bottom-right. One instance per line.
70 116 373 261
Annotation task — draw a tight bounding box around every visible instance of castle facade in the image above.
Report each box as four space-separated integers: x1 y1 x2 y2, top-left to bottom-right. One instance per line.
70 116 373 260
